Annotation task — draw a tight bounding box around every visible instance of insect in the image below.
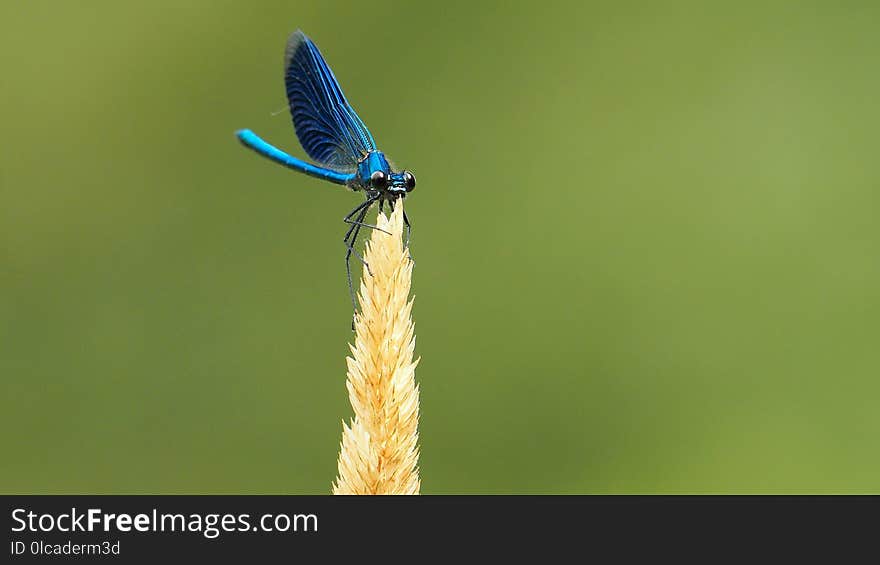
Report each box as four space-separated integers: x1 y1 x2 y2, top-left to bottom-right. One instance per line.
236 30 416 313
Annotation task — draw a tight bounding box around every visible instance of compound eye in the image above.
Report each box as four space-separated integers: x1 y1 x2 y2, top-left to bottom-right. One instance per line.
403 171 416 192
370 170 388 189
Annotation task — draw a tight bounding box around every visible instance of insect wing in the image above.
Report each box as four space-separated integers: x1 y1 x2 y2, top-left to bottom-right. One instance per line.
284 31 376 171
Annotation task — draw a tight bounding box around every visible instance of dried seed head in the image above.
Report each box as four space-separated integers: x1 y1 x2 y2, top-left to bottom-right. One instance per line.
333 202 420 495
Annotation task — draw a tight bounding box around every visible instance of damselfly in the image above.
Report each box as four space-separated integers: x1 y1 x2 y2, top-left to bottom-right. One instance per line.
236 30 415 313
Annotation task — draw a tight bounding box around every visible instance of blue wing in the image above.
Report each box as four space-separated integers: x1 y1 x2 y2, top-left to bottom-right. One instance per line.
284 30 376 172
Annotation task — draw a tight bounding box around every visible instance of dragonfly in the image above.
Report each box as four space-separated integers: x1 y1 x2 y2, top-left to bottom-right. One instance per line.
236 30 416 313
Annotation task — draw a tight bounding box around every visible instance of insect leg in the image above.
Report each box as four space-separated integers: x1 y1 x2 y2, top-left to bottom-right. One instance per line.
345 204 373 274
342 198 374 243
343 206 392 236
345 200 375 313
402 209 415 264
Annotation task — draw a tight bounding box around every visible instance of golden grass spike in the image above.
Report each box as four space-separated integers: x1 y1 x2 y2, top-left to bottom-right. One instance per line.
333 202 420 495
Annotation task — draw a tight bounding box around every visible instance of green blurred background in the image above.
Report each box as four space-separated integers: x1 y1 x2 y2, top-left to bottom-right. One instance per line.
2 1 879 493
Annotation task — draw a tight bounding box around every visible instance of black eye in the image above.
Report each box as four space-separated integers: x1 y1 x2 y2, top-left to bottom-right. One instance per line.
403 171 416 192
370 170 388 189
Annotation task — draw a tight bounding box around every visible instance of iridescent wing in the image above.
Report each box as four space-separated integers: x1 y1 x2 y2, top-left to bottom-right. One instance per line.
284 31 376 172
